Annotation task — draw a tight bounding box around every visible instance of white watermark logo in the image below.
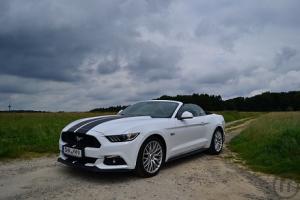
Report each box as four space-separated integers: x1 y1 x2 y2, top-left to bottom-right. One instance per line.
273 177 299 199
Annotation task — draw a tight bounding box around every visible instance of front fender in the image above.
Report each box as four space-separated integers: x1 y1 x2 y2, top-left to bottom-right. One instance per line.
138 129 170 162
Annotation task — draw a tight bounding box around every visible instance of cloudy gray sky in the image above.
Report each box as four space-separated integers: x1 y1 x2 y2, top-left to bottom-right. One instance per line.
0 0 299 111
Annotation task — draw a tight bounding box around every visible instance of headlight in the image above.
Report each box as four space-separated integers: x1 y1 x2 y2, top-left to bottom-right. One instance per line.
105 132 140 142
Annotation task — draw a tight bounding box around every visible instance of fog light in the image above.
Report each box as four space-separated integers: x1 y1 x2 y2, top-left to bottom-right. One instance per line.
104 156 126 165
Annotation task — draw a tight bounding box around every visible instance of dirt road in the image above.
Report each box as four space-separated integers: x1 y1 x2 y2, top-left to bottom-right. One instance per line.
0 120 299 200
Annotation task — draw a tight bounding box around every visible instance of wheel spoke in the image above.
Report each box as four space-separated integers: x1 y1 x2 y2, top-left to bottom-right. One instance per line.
150 161 153 171
144 159 150 168
143 157 149 164
153 148 161 154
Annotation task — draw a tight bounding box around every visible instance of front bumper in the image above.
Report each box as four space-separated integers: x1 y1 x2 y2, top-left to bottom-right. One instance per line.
58 130 142 171
57 157 132 172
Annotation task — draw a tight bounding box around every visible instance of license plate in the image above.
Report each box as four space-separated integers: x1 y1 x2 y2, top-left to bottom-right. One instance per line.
63 146 82 158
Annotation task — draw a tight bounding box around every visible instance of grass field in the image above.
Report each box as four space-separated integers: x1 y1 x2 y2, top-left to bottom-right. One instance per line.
215 111 261 123
0 112 112 159
0 111 259 159
229 112 300 180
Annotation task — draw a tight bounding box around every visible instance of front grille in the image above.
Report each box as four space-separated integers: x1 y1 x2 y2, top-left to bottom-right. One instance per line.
61 131 101 148
65 156 97 164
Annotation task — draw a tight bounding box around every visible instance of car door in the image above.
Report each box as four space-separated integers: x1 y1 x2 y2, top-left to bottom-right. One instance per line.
168 104 209 158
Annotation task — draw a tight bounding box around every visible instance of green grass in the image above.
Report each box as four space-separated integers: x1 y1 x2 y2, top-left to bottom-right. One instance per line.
215 111 261 123
229 112 300 180
0 111 261 159
0 112 113 159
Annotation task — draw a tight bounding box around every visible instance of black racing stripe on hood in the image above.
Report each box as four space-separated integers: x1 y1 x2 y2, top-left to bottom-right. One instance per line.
75 115 125 134
67 116 105 132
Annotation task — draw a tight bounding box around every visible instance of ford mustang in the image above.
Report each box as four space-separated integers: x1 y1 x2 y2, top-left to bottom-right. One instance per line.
58 100 225 177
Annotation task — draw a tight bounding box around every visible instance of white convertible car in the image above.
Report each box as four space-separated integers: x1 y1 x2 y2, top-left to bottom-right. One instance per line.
58 100 225 177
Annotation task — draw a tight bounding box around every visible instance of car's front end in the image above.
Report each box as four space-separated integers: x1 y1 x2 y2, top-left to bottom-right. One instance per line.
58 126 149 171
58 101 181 174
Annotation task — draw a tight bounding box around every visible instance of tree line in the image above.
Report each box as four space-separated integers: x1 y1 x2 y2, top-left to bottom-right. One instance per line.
90 105 128 112
90 91 300 112
157 91 300 111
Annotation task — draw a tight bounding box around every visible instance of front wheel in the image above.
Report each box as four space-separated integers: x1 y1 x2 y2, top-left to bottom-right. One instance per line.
135 137 165 177
208 129 224 154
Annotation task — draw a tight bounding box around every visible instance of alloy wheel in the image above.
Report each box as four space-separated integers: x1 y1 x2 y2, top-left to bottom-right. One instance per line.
214 131 223 152
142 140 163 174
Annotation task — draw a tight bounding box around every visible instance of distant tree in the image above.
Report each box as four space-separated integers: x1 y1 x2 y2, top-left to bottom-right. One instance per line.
155 91 300 111
89 105 127 112
156 93 224 111
89 91 300 112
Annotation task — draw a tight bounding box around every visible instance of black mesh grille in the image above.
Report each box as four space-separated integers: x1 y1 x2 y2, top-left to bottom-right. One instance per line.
65 156 97 164
61 131 101 148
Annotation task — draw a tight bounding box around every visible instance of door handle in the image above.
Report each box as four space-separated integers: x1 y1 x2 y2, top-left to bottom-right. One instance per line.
199 122 209 126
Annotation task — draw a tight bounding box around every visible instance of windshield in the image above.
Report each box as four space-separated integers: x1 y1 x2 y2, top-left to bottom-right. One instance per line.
121 101 179 118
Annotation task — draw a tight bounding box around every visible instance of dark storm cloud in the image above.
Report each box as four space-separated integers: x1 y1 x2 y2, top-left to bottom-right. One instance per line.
97 58 122 75
0 80 35 94
0 29 89 81
0 0 300 111
126 43 181 81
0 0 176 82
0 5 92 81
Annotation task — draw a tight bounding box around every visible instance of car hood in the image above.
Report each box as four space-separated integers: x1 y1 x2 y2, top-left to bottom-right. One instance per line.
92 115 154 135
64 115 158 136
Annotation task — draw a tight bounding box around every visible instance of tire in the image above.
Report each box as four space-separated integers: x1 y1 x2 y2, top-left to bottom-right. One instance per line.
135 137 165 178
208 129 224 155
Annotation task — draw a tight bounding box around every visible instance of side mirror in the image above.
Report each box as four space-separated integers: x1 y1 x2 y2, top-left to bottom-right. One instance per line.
180 111 193 119
117 109 123 115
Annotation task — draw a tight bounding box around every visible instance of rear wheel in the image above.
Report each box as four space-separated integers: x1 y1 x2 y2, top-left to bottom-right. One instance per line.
208 129 224 154
135 137 165 177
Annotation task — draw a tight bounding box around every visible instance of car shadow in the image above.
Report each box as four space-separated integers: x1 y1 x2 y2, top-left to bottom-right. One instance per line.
56 164 138 183
163 151 208 170
56 151 211 182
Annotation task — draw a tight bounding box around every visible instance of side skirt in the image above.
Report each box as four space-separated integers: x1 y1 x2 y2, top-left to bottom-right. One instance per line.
166 148 207 163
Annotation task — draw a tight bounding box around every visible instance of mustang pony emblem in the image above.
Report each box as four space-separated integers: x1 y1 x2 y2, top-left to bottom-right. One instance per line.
76 136 83 142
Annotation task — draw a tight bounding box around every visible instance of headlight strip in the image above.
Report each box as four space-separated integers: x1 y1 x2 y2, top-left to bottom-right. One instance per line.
105 132 140 142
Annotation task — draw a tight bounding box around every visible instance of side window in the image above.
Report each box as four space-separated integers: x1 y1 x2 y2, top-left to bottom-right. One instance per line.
177 104 206 117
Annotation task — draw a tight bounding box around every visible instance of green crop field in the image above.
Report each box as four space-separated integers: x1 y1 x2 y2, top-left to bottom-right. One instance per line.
0 111 260 159
0 112 113 159
229 112 300 180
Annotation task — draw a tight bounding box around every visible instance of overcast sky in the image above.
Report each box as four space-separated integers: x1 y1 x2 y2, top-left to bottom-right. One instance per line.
0 0 299 111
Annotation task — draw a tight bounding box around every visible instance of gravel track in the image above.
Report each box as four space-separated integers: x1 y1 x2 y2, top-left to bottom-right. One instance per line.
0 120 299 200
